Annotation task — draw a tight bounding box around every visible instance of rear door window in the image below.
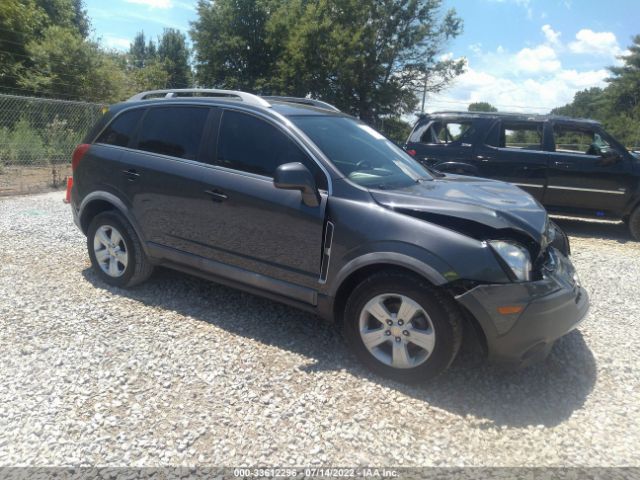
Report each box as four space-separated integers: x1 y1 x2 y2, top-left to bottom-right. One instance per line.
95 109 144 147
215 110 327 189
500 122 544 151
135 107 209 161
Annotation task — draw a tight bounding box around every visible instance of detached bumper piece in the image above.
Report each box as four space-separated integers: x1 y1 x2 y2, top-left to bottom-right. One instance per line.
456 248 589 368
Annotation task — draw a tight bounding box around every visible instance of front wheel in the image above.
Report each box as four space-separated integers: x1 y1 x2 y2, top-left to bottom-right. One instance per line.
343 271 463 383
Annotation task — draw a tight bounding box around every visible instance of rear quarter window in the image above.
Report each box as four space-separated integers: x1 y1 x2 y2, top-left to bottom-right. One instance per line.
95 109 144 147
418 120 473 144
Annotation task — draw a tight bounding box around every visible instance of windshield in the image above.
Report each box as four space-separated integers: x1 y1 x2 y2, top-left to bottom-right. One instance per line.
291 115 432 189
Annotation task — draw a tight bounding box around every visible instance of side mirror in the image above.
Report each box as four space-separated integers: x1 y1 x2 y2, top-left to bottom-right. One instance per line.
274 162 321 207
599 148 621 166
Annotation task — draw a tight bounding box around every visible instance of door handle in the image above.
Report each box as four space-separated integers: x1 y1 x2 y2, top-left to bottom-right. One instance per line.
122 169 140 181
205 189 228 202
476 155 489 162
554 161 572 169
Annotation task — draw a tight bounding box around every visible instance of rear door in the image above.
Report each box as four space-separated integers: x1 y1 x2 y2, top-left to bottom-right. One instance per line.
543 122 633 215
90 108 146 200
117 104 219 253
472 119 548 201
406 118 474 173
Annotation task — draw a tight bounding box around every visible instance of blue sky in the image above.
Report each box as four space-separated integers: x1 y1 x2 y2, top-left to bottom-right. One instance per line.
86 0 640 112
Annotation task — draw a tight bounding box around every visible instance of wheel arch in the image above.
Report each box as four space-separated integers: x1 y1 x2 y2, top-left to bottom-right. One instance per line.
329 254 448 326
329 261 489 361
78 192 150 256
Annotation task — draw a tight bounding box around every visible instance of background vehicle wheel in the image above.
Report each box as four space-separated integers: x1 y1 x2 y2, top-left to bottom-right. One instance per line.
343 270 463 383
87 211 153 287
629 207 640 241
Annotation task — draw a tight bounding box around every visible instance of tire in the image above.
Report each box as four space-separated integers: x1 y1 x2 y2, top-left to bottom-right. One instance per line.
343 271 463 383
87 211 154 287
629 206 640 241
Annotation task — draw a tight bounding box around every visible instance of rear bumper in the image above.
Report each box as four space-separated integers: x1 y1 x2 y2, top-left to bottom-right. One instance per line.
456 248 589 368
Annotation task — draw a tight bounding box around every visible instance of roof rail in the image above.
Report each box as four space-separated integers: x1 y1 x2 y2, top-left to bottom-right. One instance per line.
262 96 340 112
127 89 271 108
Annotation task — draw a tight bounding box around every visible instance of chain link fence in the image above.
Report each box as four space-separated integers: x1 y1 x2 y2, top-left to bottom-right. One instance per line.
0 94 105 195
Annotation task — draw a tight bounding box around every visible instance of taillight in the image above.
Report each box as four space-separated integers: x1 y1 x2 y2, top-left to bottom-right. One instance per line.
71 144 90 172
406 149 417 156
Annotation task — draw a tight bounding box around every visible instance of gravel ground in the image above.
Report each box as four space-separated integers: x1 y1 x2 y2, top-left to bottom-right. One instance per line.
0 191 639 467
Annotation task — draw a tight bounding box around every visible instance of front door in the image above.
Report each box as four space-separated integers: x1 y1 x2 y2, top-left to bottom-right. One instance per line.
199 108 329 291
473 119 548 201
543 122 633 216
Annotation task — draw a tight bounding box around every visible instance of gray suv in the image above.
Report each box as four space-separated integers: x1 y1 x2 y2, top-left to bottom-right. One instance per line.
68 89 589 382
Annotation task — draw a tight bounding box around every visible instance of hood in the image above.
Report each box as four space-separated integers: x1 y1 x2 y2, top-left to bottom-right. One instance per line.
370 174 548 244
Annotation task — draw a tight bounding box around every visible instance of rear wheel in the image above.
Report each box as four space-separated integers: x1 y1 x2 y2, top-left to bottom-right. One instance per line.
629 206 640 241
343 271 463 383
87 211 153 287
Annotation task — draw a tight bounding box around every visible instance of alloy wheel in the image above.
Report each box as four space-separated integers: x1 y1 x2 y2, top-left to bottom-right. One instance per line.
93 225 128 278
358 293 436 369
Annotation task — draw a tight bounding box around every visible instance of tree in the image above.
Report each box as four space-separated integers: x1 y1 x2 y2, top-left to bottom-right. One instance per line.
157 28 191 88
606 35 640 146
190 0 464 124
190 0 277 90
551 36 640 147
129 32 150 69
127 29 189 91
378 117 413 144
551 87 606 119
0 0 45 91
129 61 170 92
468 101 497 112
608 35 640 115
0 0 90 93
274 0 464 122
18 26 128 102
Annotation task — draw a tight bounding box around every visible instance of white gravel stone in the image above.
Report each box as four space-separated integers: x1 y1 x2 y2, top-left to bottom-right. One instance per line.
0 192 639 467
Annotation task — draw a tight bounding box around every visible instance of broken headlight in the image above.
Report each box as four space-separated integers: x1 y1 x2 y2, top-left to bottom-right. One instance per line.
489 240 532 282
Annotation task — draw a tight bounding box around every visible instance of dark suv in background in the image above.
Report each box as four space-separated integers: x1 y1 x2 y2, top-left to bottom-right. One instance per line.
405 112 640 239
68 90 589 382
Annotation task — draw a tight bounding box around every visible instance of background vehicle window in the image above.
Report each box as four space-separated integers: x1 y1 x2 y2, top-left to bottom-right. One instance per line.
501 122 543 150
216 110 327 189
421 121 472 144
136 107 209 160
554 126 610 155
95 109 143 147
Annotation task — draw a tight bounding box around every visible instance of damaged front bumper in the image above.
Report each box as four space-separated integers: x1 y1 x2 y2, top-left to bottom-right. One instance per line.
455 248 589 367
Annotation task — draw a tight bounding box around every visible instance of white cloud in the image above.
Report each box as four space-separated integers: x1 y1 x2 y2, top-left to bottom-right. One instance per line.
104 36 131 50
542 24 561 45
425 63 608 114
418 22 619 116
514 45 561 73
569 29 621 56
123 0 173 8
